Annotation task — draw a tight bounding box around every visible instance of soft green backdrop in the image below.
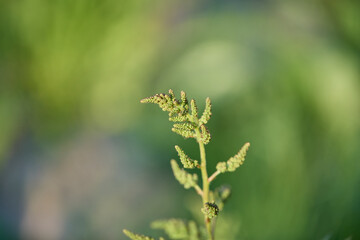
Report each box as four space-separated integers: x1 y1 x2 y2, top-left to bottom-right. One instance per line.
0 0 359 239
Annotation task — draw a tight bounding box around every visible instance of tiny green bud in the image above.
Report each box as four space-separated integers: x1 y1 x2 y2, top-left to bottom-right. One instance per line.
180 91 187 104
168 89 175 98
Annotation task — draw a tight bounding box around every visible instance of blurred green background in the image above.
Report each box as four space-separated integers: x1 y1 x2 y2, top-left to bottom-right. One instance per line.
0 0 359 239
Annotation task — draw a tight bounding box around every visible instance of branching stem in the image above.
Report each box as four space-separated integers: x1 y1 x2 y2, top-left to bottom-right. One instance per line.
194 185 203 196
208 170 221 183
136 90 251 240
195 128 213 240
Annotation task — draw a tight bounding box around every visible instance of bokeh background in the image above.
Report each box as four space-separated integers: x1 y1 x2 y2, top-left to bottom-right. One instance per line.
0 0 359 239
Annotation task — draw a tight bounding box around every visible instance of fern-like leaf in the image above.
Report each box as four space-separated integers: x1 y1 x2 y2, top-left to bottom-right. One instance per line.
151 219 200 240
199 97 211 125
170 159 198 189
190 99 198 119
171 128 195 139
141 89 188 117
175 145 199 169
123 229 156 240
216 142 250 173
199 125 211 145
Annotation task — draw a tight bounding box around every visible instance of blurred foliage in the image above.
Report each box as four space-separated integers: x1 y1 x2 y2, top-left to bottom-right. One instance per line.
0 0 359 239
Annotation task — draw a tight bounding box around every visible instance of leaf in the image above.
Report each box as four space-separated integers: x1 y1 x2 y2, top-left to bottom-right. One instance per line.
199 97 211 125
175 145 199 169
151 219 200 240
170 160 198 189
187 221 199 240
173 123 195 131
199 125 211 145
141 90 213 145
123 229 155 240
190 99 198 119
216 142 250 173
169 115 188 122
141 89 188 117
171 127 195 139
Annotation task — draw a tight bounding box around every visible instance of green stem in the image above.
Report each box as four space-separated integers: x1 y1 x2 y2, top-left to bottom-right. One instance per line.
196 128 213 240
208 170 221 183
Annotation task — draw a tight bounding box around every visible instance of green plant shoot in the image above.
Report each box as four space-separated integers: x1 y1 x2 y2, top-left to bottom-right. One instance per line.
123 90 250 240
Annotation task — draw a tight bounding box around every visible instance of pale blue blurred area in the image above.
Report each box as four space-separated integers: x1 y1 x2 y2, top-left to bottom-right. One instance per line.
0 0 359 239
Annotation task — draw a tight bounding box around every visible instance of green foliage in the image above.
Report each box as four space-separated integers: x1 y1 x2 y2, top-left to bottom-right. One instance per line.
140 90 212 145
175 145 199 169
124 90 250 240
199 98 211 125
151 219 200 240
172 123 196 139
123 229 157 240
198 125 211 145
171 159 198 189
190 100 198 119
140 90 189 120
216 142 250 173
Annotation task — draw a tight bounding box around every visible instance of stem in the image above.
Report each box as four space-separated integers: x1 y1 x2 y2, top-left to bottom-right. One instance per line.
208 170 221 183
199 140 209 203
195 128 213 240
194 185 203 196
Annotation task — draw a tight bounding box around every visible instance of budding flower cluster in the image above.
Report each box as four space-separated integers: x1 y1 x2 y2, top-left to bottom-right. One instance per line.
175 145 199 169
201 202 219 219
124 90 251 240
140 89 189 118
123 229 156 240
141 89 212 144
199 97 212 125
216 142 250 173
